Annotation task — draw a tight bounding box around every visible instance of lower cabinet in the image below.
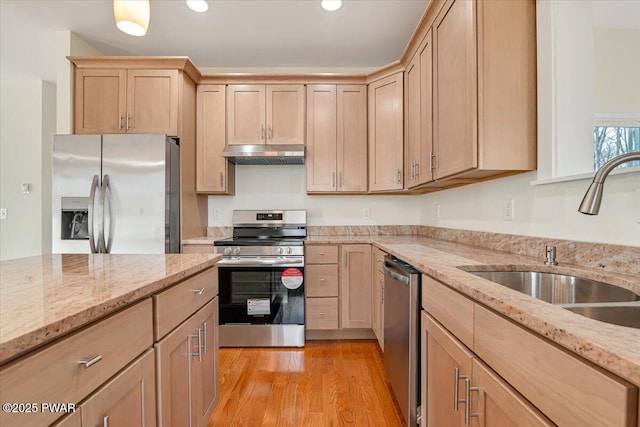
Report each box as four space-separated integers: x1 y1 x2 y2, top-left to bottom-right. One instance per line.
81 349 156 427
156 298 218 427
305 244 373 336
422 312 552 427
422 274 638 427
371 247 386 350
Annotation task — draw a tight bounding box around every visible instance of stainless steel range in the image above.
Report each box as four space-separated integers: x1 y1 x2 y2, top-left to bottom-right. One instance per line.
215 210 306 347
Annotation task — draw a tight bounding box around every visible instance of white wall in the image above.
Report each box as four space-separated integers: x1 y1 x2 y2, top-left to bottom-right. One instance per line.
56 31 103 134
419 172 640 247
0 80 56 260
208 165 421 226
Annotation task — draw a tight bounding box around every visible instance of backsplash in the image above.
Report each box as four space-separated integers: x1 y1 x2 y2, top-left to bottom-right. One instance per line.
206 225 639 276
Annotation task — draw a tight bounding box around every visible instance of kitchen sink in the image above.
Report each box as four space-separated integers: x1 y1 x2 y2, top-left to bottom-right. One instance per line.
564 305 640 329
466 270 640 305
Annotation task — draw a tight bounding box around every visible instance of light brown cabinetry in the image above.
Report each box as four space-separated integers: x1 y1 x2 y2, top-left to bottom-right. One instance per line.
81 349 156 427
181 243 215 254
196 85 235 195
0 300 153 427
156 297 219 427
75 68 179 136
368 72 404 192
340 244 372 329
405 30 434 188
422 274 638 427
305 245 340 330
431 0 536 181
371 246 386 349
227 84 305 145
306 85 367 193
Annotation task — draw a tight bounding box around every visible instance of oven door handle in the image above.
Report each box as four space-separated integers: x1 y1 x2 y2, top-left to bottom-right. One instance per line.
217 258 303 267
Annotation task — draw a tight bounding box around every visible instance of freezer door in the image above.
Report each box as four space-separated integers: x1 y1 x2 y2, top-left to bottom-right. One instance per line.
52 134 102 254
102 134 173 253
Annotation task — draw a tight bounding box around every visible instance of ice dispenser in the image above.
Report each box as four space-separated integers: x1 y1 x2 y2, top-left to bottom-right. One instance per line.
61 197 90 240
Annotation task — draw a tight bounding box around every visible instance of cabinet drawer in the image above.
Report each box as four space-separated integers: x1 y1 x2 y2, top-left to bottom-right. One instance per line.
306 245 339 264
474 305 638 427
0 300 153 427
306 298 339 330
181 244 215 254
306 265 339 297
154 267 218 340
422 274 474 349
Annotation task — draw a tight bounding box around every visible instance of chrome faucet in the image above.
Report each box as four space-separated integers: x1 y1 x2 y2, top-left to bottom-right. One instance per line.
578 151 640 215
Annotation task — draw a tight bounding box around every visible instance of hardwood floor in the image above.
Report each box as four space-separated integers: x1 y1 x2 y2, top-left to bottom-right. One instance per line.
207 340 404 427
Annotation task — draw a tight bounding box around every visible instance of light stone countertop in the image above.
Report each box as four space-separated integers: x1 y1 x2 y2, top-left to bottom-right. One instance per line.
305 235 640 387
0 253 220 365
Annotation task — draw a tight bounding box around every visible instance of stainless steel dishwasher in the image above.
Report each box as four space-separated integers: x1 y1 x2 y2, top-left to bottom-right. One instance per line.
383 255 421 426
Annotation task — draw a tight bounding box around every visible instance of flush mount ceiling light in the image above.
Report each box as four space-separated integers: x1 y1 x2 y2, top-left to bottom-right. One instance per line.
113 0 150 36
187 0 209 12
321 0 342 12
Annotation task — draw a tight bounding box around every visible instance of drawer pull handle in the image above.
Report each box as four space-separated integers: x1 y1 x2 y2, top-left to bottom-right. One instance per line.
319 312 325 316
103 415 109 427
319 278 325 282
319 252 325 255
193 288 206 295
79 355 102 368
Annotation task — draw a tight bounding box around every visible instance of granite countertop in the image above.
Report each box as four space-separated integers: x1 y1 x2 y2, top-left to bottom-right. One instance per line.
306 236 640 386
0 253 221 365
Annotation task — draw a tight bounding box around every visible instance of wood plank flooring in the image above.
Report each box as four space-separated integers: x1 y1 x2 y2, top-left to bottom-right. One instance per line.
207 340 404 427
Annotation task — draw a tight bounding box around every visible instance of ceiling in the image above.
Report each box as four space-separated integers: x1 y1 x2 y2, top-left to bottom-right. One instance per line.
0 0 429 83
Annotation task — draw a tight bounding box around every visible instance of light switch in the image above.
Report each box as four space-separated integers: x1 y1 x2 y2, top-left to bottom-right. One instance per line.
502 199 514 221
0 208 7 220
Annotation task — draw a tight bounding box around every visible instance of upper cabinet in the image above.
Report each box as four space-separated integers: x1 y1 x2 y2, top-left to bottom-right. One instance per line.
196 85 235 195
306 84 367 193
431 0 536 181
368 72 404 192
74 68 179 136
226 84 305 145
405 30 434 189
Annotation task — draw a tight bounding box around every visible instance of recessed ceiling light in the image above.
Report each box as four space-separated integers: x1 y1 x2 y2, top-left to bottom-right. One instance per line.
187 0 209 12
321 0 342 12
113 0 150 37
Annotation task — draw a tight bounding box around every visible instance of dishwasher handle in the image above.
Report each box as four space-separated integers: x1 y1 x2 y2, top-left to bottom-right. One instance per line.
384 263 410 285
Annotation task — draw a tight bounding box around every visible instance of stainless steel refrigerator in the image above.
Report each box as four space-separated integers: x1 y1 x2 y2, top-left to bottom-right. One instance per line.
52 134 180 254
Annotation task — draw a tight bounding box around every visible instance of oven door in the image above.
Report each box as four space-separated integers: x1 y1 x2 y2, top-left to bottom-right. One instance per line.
219 265 304 326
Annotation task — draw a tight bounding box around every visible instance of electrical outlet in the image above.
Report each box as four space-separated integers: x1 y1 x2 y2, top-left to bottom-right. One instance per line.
436 204 441 219
503 199 514 221
213 208 222 219
362 208 371 219
0 208 7 220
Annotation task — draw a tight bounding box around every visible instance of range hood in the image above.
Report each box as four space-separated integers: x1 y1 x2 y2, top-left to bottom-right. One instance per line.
222 144 305 165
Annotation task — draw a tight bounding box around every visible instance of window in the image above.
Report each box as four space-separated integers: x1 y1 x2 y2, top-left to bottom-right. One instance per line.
593 126 640 169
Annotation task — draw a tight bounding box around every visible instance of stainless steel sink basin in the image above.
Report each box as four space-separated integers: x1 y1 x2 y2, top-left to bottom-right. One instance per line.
564 305 640 329
466 270 640 304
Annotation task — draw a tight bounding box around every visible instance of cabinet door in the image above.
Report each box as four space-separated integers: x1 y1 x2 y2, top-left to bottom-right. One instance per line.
226 85 266 145
368 72 404 191
424 312 474 427
126 69 179 136
266 85 305 145
74 68 126 134
471 359 553 427
197 85 234 194
433 0 478 179
340 244 372 329
52 411 81 427
371 247 385 349
193 298 219 427
337 85 368 192
306 85 337 192
405 52 421 188
417 30 434 185
155 314 198 427
81 349 156 427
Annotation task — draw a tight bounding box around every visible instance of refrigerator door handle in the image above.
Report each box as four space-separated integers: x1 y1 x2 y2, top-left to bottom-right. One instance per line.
88 175 100 254
99 175 114 253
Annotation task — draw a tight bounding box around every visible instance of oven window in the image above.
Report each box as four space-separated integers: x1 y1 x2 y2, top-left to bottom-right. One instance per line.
219 267 304 325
